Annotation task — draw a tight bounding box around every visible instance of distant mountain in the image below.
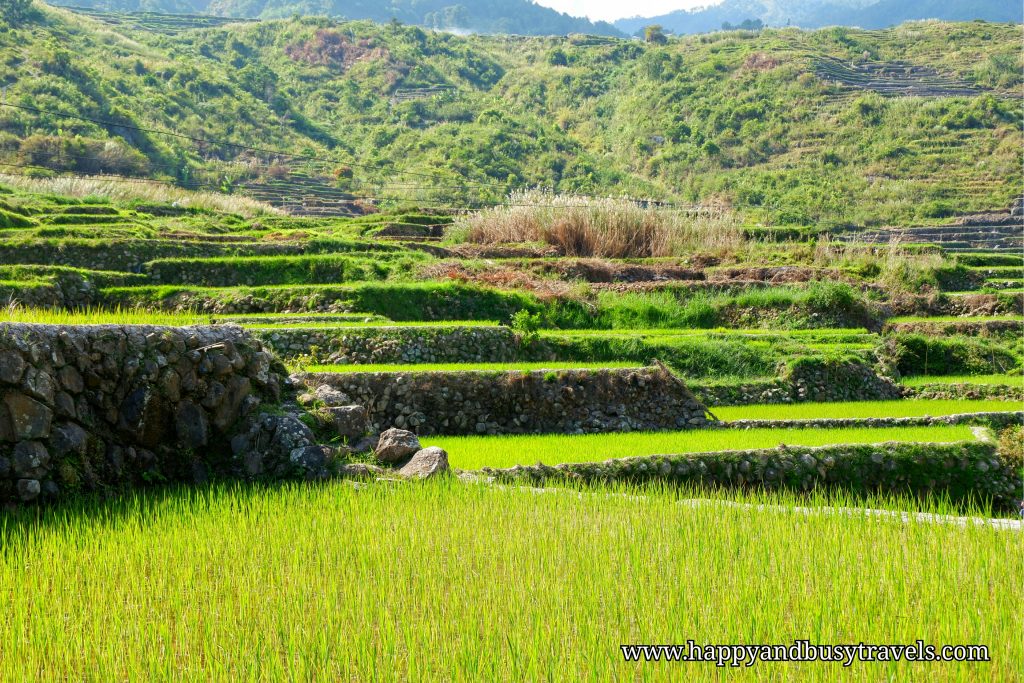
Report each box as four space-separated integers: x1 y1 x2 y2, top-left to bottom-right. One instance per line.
53 0 624 36
615 0 1022 36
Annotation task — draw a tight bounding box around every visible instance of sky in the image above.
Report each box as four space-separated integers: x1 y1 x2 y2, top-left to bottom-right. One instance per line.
532 0 715 22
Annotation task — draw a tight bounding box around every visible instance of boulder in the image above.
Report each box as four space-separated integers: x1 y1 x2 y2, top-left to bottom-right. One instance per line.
315 384 352 407
337 462 387 479
0 351 26 385
17 478 40 502
175 401 209 449
328 405 368 439
50 422 88 458
398 447 449 479
13 441 50 479
375 428 421 463
289 444 336 480
2 392 53 441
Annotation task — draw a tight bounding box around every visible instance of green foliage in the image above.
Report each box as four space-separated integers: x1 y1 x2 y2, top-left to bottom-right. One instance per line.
0 14 1018 226
644 25 668 44
0 0 33 25
882 334 1022 377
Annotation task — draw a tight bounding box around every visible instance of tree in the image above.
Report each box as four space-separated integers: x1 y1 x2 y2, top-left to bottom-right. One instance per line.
643 25 668 45
1 0 33 25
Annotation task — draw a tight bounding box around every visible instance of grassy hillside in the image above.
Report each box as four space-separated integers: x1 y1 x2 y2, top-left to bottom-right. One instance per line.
0 5 1021 226
52 0 624 35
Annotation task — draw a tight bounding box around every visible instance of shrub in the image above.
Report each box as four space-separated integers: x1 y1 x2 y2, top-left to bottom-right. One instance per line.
996 426 1023 471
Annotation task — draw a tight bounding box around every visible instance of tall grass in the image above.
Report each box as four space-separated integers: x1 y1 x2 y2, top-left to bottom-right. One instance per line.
427 425 976 469
813 236 949 292
453 190 743 257
0 481 1018 680
0 174 281 217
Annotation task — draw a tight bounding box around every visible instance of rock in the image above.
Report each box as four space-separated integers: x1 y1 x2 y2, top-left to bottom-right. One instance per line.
328 405 368 439
175 401 209 449
0 456 8 477
57 365 84 394
289 444 335 479
314 384 352 407
13 441 50 478
398 447 449 479
54 392 76 418
50 422 88 458
212 376 251 431
350 434 380 453
0 351 26 385
337 462 387 479
22 368 56 404
17 479 40 502
375 428 421 463
2 392 53 441
246 352 272 385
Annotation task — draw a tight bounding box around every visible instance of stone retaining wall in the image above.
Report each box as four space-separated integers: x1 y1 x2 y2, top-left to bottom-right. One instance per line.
695 359 903 406
905 384 1024 401
297 366 711 436
255 326 521 364
478 441 1020 510
0 324 285 504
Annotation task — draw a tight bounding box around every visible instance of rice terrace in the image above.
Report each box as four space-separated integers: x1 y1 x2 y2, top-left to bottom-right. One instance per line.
0 0 1022 679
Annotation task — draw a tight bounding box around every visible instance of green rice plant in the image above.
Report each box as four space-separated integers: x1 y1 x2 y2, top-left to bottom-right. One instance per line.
901 375 1024 387
427 425 977 469
0 481 1018 679
714 400 1021 422
0 304 207 326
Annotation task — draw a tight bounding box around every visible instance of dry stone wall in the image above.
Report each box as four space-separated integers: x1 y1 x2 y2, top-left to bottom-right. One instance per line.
0 323 285 505
297 366 711 436
478 441 1021 511
695 359 903 406
255 326 521 364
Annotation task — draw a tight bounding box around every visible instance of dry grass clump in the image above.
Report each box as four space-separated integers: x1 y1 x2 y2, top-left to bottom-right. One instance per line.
0 174 281 217
813 235 948 291
453 191 742 257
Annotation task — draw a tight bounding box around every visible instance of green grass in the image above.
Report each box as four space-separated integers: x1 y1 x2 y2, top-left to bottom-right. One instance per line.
0 480 1018 679
888 315 1024 323
426 425 977 469
0 306 207 326
302 362 643 373
715 400 1020 422
901 375 1024 388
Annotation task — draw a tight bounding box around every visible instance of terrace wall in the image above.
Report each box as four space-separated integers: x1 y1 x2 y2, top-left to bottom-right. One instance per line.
0 323 285 505
297 366 711 436
696 359 904 406
479 441 1021 510
255 326 521 364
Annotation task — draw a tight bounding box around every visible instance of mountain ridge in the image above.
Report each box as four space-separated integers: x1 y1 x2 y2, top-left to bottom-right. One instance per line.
615 0 1022 36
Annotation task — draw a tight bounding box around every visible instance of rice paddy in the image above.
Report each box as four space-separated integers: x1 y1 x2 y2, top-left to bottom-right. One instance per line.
0 480 1017 680
902 375 1024 387
426 425 977 469
714 400 1021 422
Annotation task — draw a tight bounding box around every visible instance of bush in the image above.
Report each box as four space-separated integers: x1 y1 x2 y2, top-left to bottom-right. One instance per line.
996 426 1023 471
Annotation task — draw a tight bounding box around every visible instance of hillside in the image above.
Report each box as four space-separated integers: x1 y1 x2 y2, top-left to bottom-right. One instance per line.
51 0 624 36
0 4 1021 227
616 0 1023 36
